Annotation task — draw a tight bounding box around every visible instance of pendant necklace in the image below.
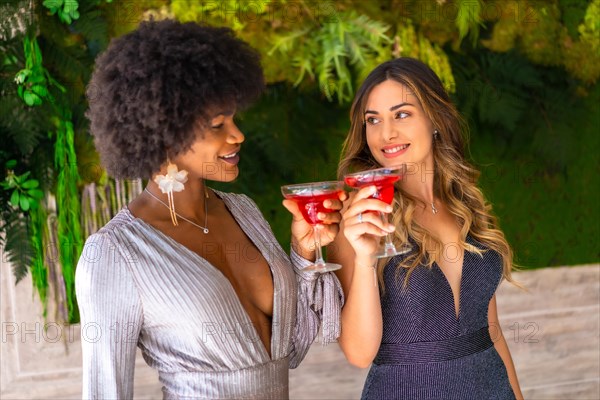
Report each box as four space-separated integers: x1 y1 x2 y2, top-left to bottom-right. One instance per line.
145 188 210 234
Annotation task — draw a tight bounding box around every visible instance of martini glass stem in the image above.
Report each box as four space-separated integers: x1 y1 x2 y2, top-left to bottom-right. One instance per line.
380 212 397 257
313 224 326 267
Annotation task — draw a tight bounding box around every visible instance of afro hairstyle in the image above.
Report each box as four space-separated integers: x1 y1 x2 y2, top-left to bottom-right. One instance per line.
86 19 264 179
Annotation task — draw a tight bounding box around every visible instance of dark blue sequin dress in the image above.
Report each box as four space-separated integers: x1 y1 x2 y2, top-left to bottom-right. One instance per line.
362 236 516 400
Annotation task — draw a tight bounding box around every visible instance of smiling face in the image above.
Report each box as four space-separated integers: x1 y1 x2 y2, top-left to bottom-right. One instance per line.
364 79 435 170
170 107 244 182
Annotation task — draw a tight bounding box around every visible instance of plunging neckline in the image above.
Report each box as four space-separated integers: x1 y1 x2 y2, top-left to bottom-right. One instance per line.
123 191 277 361
432 237 470 322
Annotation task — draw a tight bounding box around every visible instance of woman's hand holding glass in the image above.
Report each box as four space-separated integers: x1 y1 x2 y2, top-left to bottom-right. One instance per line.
342 185 396 261
282 186 347 270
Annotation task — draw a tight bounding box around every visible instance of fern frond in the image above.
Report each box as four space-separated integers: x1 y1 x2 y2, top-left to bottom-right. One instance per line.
456 0 483 45
72 5 109 50
349 13 391 45
1 213 33 284
345 33 367 66
317 41 346 101
480 51 542 89
292 55 315 86
478 89 525 131
0 98 47 155
267 28 310 56
40 37 88 84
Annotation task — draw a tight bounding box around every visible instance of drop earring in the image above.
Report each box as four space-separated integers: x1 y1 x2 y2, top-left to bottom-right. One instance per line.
152 159 188 226
433 129 440 140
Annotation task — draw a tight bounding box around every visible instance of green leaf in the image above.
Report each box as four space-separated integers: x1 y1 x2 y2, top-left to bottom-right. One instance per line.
28 189 45 200
10 190 20 207
59 12 72 24
19 196 30 211
22 180 39 189
456 0 483 45
23 91 42 106
6 160 17 169
31 85 49 98
23 91 36 106
18 172 31 182
64 0 78 13
43 0 63 12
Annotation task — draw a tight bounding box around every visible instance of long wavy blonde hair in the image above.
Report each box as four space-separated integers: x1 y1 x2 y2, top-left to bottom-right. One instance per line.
338 58 520 288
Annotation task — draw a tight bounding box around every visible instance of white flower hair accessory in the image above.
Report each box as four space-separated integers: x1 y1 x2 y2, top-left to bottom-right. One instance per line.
154 163 188 193
153 161 188 226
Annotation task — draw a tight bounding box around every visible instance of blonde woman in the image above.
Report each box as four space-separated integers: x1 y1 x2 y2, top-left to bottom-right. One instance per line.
329 58 523 399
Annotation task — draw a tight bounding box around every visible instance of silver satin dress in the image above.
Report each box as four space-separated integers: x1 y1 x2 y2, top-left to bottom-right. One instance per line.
75 190 343 399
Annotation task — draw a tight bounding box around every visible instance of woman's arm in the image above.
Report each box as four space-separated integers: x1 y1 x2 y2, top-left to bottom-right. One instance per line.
488 294 524 400
282 193 346 367
76 232 143 399
328 186 394 368
329 235 383 368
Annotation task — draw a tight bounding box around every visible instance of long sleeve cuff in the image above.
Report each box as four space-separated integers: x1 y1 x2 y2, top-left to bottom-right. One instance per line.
290 248 345 345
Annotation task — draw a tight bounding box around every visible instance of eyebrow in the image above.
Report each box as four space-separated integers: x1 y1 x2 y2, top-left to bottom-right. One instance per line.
364 102 415 115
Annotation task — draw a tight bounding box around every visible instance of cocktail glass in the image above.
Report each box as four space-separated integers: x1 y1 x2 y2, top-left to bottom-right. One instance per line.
344 166 411 258
281 181 345 272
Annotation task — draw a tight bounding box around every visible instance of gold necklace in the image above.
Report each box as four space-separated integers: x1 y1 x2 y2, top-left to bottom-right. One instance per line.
144 188 210 234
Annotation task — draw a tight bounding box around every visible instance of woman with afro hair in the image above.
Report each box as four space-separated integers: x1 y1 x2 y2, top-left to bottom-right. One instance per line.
76 19 344 399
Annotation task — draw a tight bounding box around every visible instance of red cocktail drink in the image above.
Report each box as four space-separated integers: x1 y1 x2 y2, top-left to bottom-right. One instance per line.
284 190 344 225
344 175 400 205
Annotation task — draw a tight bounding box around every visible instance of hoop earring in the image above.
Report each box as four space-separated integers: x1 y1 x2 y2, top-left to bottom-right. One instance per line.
153 159 188 226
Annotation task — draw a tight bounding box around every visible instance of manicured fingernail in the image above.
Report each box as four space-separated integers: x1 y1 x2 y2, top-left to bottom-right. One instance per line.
385 205 393 212
387 224 395 232
317 212 326 220
324 200 331 208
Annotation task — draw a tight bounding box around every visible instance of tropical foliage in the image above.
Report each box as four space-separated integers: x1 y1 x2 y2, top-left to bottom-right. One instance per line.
1 0 598 322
